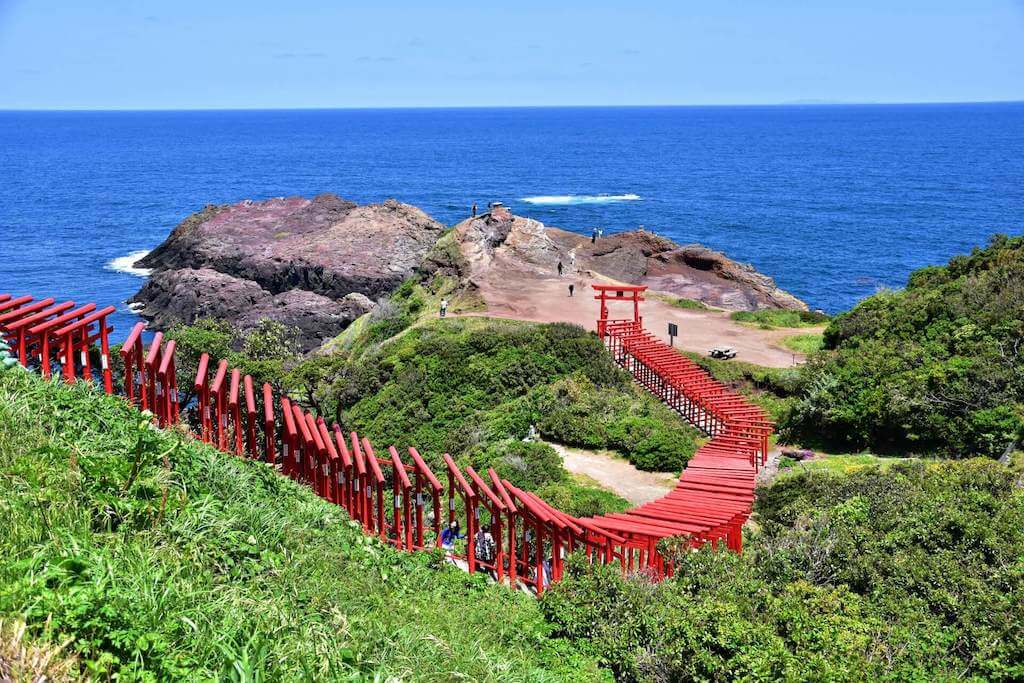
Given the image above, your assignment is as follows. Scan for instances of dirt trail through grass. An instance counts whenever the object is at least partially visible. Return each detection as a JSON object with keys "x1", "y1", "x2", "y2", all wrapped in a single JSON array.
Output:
[{"x1": 546, "y1": 441, "x2": 677, "y2": 505}]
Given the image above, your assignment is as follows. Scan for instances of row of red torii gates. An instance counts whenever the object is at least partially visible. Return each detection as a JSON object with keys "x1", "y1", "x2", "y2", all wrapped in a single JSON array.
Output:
[{"x1": 1, "y1": 285, "x2": 770, "y2": 592}]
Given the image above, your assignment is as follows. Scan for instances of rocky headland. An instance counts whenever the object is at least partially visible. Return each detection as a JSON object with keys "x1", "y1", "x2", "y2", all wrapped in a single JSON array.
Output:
[
  {"x1": 426, "y1": 208, "x2": 807, "y2": 311},
  {"x1": 132, "y1": 195, "x2": 805, "y2": 351},
  {"x1": 130, "y1": 194, "x2": 445, "y2": 350}
]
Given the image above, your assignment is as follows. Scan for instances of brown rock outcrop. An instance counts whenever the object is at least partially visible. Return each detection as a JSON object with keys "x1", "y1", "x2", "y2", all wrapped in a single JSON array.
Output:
[
  {"x1": 132, "y1": 268, "x2": 376, "y2": 352},
  {"x1": 437, "y1": 212, "x2": 806, "y2": 312},
  {"x1": 130, "y1": 194, "x2": 445, "y2": 348}
]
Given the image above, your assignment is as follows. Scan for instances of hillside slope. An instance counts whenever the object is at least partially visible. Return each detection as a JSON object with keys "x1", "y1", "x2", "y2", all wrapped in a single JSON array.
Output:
[
  {"x1": 0, "y1": 370, "x2": 605, "y2": 681},
  {"x1": 783, "y1": 234, "x2": 1024, "y2": 457}
]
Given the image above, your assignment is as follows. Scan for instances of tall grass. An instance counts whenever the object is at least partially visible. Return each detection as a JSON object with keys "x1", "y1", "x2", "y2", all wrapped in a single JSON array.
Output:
[{"x1": 0, "y1": 371, "x2": 606, "y2": 681}]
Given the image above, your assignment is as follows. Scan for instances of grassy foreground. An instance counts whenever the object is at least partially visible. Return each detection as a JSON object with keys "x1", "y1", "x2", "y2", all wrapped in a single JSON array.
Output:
[{"x1": 0, "y1": 369, "x2": 606, "y2": 681}]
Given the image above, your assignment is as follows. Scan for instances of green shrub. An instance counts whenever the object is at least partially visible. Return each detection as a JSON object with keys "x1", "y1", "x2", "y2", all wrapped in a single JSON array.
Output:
[
  {"x1": 534, "y1": 482, "x2": 630, "y2": 519},
  {"x1": 783, "y1": 235, "x2": 1024, "y2": 457},
  {"x1": 314, "y1": 319, "x2": 699, "y2": 474},
  {"x1": 543, "y1": 459, "x2": 1024, "y2": 681},
  {"x1": 469, "y1": 440, "x2": 567, "y2": 490},
  {"x1": 533, "y1": 376, "x2": 702, "y2": 472}
]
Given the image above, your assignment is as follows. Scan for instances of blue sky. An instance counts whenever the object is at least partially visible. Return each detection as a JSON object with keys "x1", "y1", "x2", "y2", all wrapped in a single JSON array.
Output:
[{"x1": 1, "y1": 0, "x2": 1023, "y2": 109}]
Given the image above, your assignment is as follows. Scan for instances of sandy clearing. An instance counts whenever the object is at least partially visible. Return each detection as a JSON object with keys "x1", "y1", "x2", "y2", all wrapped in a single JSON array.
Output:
[
  {"x1": 547, "y1": 442, "x2": 677, "y2": 506},
  {"x1": 461, "y1": 269, "x2": 812, "y2": 368}
]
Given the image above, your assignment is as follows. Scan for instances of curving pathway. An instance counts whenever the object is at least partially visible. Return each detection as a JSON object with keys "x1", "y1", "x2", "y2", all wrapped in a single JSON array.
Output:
[{"x1": 1, "y1": 287, "x2": 769, "y2": 590}]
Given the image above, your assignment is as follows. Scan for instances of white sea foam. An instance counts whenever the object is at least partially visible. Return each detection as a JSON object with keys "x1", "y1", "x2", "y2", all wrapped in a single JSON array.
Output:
[
  {"x1": 520, "y1": 193, "x2": 641, "y2": 205},
  {"x1": 105, "y1": 249, "x2": 153, "y2": 277}
]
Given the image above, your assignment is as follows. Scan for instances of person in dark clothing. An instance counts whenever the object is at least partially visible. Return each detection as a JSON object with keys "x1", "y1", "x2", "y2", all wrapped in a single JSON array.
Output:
[
  {"x1": 471, "y1": 203, "x2": 477, "y2": 217},
  {"x1": 568, "y1": 283, "x2": 575, "y2": 297},
  {"x1": 557, "y1": 261, "x2": 563, "y2": 276},
  {"x1": 591, "y1": 228, "x2": 597, "y2": 243}
]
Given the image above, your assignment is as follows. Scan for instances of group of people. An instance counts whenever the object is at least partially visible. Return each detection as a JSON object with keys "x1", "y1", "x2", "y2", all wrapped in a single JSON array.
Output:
[
  {"x1": 436, "y1": 217, "x2": 612, "y2": 315},
  {"x1": 439, "y1": 520, "x2": 551, "y2": 587},
  {"x1": 557, "y1": 248, "x2": 581, "y2": 297}
]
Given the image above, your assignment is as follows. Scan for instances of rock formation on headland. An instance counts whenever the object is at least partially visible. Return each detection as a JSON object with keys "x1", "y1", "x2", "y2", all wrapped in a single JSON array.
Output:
[
  {"x1": 426, "y1": 208, "x2": 807, "y2": 312},
  {"x1": 132, "y1": 195, "x2": 805, "y2": 351},
  {"x1": 130, "y1": 194, "x2": 445, "y2": 350}
]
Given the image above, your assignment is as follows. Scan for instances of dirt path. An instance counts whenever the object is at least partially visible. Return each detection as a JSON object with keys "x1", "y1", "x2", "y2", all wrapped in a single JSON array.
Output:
[
  {"x1": 755, "y1": 448, "x2": 784, "y2": 486},
  {"x1": 463, "y1": 270, "x2": 811, "y2": 368},
  {"x1": 546, "y1": 442, "x2": 677, "y2": 505}
]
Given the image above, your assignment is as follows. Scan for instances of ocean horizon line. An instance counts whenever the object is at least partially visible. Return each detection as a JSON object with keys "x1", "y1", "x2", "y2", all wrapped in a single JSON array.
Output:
[{"x1": 1, "y1": 99, "x2": 1023, "y2": 114}]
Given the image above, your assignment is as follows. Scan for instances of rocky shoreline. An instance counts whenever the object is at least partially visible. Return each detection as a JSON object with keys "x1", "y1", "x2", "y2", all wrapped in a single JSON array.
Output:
[{"x1": 130, "y1": 194, "x2": 807, "y2": 350}]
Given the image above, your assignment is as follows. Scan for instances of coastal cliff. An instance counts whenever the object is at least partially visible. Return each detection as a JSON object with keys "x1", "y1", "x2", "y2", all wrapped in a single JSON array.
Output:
[
  {"x1": 426, "y1": 211, "x2": 807, "y2": 312},
  {"x1": 132, "y1": 196, "x2": 805, "y2": 350},
  {"x1": 130, "y1": 194, "x2": 445, "y2": 349}
]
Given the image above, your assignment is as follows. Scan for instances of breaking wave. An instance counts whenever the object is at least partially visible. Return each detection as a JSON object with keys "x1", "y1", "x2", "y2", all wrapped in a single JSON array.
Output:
[
  {"x1": 520, "y1": 193, "x2": 641, "y2": 205},
  {"x1": 105, "y1": 250, "x2": 152, "y2": 277}
]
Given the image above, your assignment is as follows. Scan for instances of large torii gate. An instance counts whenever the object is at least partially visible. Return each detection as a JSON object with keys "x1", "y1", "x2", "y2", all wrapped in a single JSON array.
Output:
[{"x1": 592, "y1": 283, "x2": 647, "y2": 338}]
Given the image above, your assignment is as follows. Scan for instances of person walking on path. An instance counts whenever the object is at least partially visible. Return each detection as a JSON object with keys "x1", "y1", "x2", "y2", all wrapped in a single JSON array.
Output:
[
  {"x1": 557, "y1": 261, "x2": 563, "y2": 277},
  {"x1": 441, "y1": 521, "x2": 464, "y2": 552},
  {"x1": 439, "y1": 298, "x2": 448, "y2": 318},
  {"x1": 568, "y1": 283, "x2": 575, "y2": 297}
]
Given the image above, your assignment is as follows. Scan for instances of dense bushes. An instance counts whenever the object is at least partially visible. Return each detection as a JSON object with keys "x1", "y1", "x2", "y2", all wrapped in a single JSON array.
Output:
[
  {"x1": 542, "y1": 459, "x2": 1024, "y2": 681},
  {"x1": 783, "y1": 234, "x2": 1024, "y2": 457},
  {"x1": 0, "y1": 370, "x2": 605, "y2": 681},
  {"x1": 316, "y1": 319, "x2": 702, "y2": 474},
  {"x1": 531, "y1": 377, "x2": 701, "y2": 471}
]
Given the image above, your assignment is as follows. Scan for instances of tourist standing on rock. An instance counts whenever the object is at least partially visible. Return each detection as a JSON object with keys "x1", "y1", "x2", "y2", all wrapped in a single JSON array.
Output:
[
  {"x1": 440, "y1": 298, "x2": 449, "y2": 318},
  {"x1": 568, "y1": 283, "x2": 575, "y2": 297},
  {"x1": 591, "y1": 228, "x2": 598, "y2": 243},
  {"x1": 557, "y1": 261, "x2": 564, "y2": 276},
  {"x1": 471, "y1": 203, "x2": 477, "y2": 217}
]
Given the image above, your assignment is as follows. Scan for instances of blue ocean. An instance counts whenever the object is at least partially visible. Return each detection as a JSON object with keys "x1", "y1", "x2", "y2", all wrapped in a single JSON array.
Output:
[{"x1": 2, "y1": 104, "x2": 1022, "y2": 334}]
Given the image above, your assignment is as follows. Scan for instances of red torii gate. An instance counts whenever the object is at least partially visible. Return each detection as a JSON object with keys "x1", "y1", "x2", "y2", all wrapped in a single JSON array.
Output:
[{"x1": 593, "y1": 283, "x2": 647, "y2": 339}]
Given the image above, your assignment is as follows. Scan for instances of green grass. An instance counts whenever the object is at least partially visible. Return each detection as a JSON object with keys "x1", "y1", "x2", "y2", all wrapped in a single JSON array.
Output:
[
  {"x1": 680, "y1": 351, "x2": 801, "y2": 423},
  {"x1": 774, "y1": 452, "x2": 925, "y2": 479},
  {"x1": 0, "y1": 369, "x2": 606, "y2": 681},
  {"x1": 729, "y1": 309, "x2": 829, "y2": 329},
  {"x1": 668, "y1": 297, "x2": 710, "y2": 311},
  {"x1": 780, "y1": 332, "x2": 824, "y2": 354}
]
